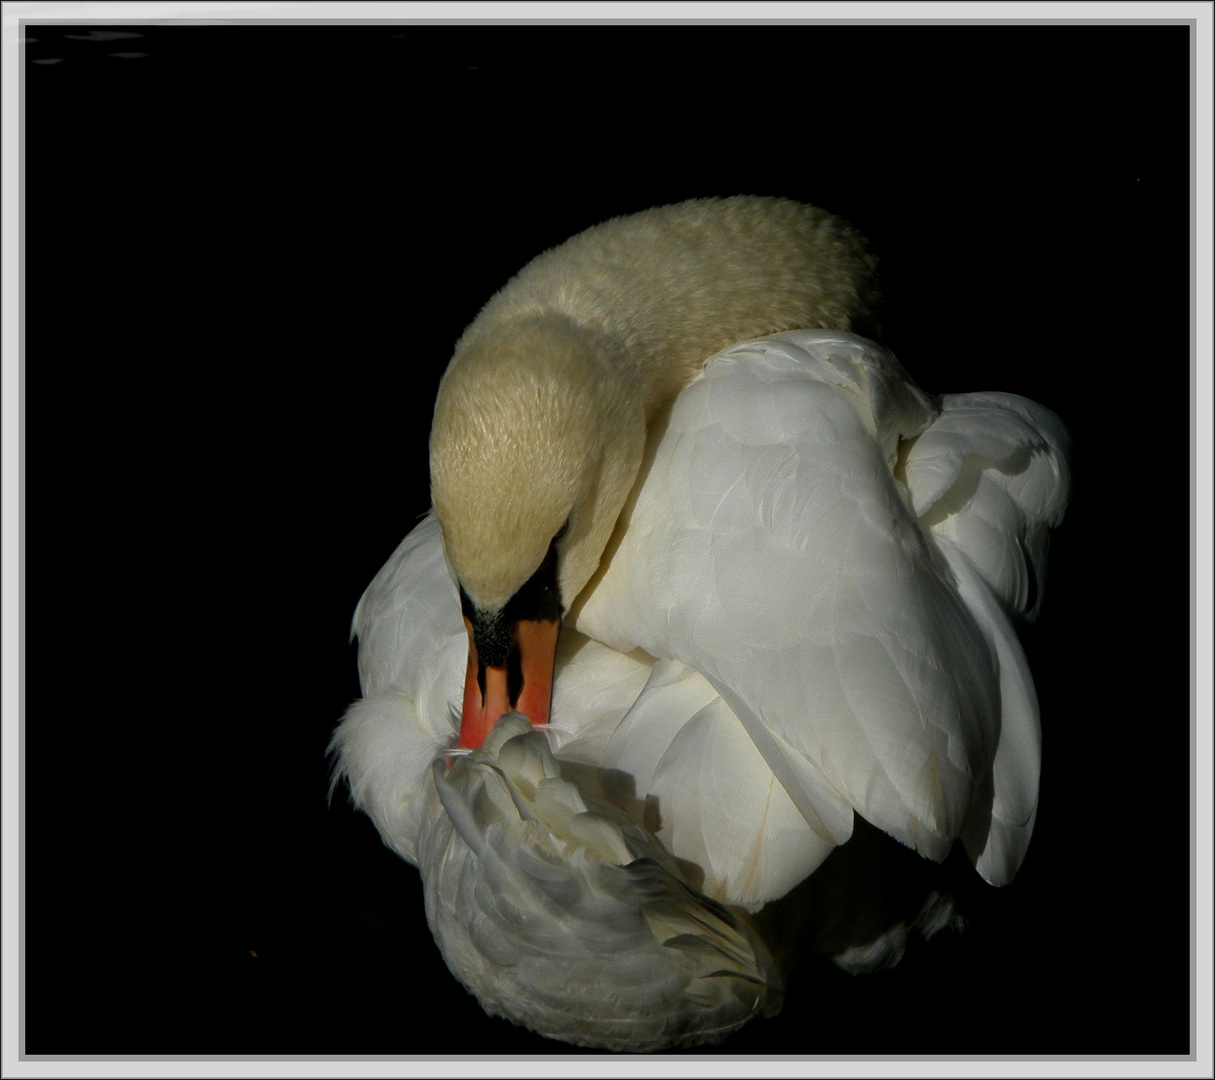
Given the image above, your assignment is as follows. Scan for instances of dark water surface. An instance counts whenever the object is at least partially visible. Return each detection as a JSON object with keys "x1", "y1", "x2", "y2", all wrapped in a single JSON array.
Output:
[{"x1": 21, "y1": 21, "x2": 1193, "y2": 1058}]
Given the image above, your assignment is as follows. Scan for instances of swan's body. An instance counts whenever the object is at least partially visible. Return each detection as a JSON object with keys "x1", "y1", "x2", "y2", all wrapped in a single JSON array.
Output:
[
  {"x1": 333, "y1": 201, "x2": 1070, "y2": 1050},
  {"x1": 429, "y1": 198, "x2": 880, "y2": 745}
]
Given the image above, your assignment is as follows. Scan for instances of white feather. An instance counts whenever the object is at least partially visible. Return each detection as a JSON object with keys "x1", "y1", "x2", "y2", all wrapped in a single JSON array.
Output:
[
  {"x1": 577, "y1": 333, "x2": 1003, "y2": 868},
  {"x1": 904, "y1": 391, "x2": 1071, "y2": 620},
  {"x1": 418, "y1": 713, "x2": 781, "y2": 1052},
  {"x1": 332, "y1": 329, "x2": 1070, "y2": 1048}
]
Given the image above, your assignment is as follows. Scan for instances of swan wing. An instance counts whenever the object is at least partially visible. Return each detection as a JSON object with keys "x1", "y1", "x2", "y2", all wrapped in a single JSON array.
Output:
[
  {"x1": 575, "y1": 331, "x2": 1004, "y2": 866},
  {"x1": 937, "y1": 538, "x2": 1042, "y2": 885},
  {"x1": 421, "y1": 714, "x2": 781, "y2": 1052},
  {"x1": 600, "y1": 658, "x2": 836, "y2": 911},
  {"x1": 903, "y1": 390, "x2": 1070, "y2": 882},
  {"x1": 905, "y1": 391, "x2": 1071, "y2": 621}
]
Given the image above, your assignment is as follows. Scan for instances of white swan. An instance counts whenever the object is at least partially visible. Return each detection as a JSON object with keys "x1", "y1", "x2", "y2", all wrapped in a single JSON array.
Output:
[
  {"x1": 428, "y1": 197, "x2": 880, "y2": 747},
  {"x1": 331, "y1": 199, "x2": 1071, "y2": 1051}
]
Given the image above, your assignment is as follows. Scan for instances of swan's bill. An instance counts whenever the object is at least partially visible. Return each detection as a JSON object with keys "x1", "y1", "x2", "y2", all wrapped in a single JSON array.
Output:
[{"x1": 459, "y1": 614, "x2": 561, "y2": 748}]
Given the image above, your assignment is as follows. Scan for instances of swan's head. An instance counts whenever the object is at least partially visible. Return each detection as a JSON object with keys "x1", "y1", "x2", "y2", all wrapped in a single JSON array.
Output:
[{"x1": 430, "y1": 315, "x2": 646, "y2": 748}]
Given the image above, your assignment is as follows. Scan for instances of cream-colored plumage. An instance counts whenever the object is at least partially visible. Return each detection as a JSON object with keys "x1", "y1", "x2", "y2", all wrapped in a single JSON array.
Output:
[
  {"x1": 333, "y1": 201, "x2": 1071, "y2": 1050},
  {"x1": 429, "y1": 196, "x2": 879, "y2": 613}
]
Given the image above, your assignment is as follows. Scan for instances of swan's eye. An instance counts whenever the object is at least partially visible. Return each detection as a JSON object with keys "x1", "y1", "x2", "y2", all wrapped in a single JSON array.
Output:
[
  {"x1": 504, "y1": 537, "x2": 564, "y2": 623},
  {"x1": 458, "y1": 584, "x2": 476, "y2": 621}
]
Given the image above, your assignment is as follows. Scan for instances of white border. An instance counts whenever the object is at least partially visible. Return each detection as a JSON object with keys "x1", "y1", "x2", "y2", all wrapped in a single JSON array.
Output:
[{"x1": 1, "y1": 1, "x2": 1213, "y2": 21}]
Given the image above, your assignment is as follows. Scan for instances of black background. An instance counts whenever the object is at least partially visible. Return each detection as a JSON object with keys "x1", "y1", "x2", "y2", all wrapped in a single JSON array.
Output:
[{"x1": 22, "y1": 21, "x2": 1194, "y2": 1058}]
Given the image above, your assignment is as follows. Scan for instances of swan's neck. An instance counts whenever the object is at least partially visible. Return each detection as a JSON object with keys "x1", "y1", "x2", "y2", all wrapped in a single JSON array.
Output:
[
  {"x1": 431, "y1": 314, "x2": 649, "y2": 613},
  {"x1": 454, "y1": 311, "x2": 676, "y2": 420}
]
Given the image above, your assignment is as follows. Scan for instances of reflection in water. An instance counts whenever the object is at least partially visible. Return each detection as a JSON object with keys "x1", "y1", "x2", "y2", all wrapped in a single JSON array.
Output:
[
  {"x1": 26, "y1": 28, "x2": 146, "y2": 66},
  {"x1": 63, "y1": 31, "x2": 144, "y2": 41}
]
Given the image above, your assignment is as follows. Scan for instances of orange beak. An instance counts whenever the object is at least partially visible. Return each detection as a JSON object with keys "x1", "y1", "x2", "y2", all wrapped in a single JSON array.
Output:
[{"x1": 458, "y1": 616, "x2": 561, "y2": 749}]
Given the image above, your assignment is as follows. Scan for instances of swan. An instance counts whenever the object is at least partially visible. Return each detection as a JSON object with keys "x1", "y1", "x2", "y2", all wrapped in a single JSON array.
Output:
[{"x1": 331, "y1": 198, "x2": 1071, "y2": 1051}]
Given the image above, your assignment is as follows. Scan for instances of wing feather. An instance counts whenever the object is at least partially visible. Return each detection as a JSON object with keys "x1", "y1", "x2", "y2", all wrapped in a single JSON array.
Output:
[
  {"x1": 905, "y1": 391, "x2": 1071, "y2": 621},
  {"x1": 576, "y1": 332, "x2": 1003, "y2": 866}
]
